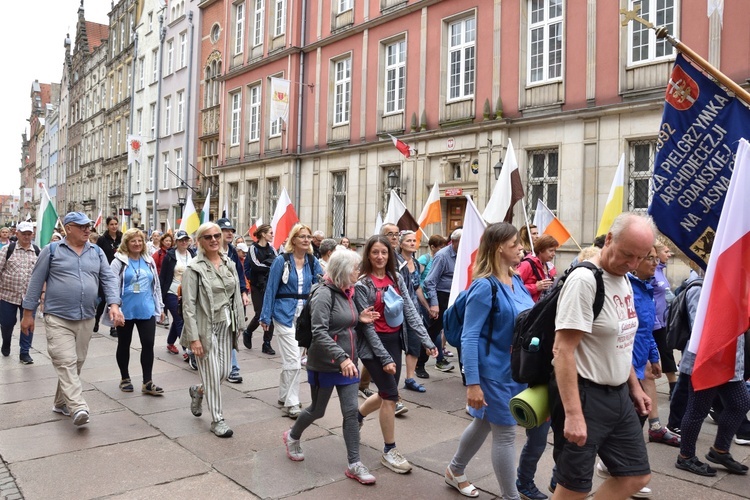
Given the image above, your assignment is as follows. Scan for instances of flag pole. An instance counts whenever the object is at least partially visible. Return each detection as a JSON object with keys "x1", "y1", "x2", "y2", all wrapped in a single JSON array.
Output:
[
  {"x1": 522, "y1": 203, "x2": 535, "y2": 256},
  {"x1": 568, "y1": 233, "x2": 583, "y2": 251},
  {"x1": 620, "y1": 10, "x2": 750, "y2": 106}
]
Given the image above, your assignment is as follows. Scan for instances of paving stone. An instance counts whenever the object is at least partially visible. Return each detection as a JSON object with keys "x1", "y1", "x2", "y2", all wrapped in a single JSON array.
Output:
[
  {"x1": 11, "y1": 436, "x2": 209, "y2": 500},
  {"x1": 107, "y1": 471, "x2": 258, "y2": 499}
]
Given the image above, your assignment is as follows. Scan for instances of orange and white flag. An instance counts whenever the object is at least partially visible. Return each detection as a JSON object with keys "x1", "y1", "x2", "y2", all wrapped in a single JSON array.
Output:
[
  {"x1": 449, "y1": 196, "x2": 487, "y2": 305},
  {"x1": 417, "y1": 182, "x2": 441, "y2": 245},
  {"x1": 271, "y1": 187, "x2": 299, "y2": 249},
  {"x1": 689, "y1": 138, "x2": 750, "y2": 390},
  {"x1": 532, "y1": 199, "x2": 571, "y2": 246}
]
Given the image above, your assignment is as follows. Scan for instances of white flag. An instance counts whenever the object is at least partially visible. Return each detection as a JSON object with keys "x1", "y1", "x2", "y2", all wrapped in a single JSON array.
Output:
[
  {"x1": 270, "y1": 77, "x2": 291, "y2": 124},
  {"x1": 128, "y1": 135, "x2": 143, "y2": 165}
]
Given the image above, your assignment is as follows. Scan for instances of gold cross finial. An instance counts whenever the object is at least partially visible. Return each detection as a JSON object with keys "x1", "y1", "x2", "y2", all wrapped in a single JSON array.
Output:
[{"x1": 620, "y1": 6, "x2": 653, "y2": 29}]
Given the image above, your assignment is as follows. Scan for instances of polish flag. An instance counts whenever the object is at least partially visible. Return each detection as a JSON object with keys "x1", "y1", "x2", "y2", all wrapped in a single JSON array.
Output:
[
  {"x1": 689, "y1": 138, "x2": 750, "y2": 391},
  {"x1": 248, "y1": 217, "x2": 263, "y2": 241},
  {"x1": 532, "y1": 198, "x2": 571, "y2": 246},
  {"x1": 388, "y1": 134, "x2": 416, "y2": 159},
  {"x1": 416, "y1": 182, "x2": 442, "y2": 245},
  {"x1": 483, "y1": 138, "x2": 524, "y2": 223},
  {"x1": 449, "y1": 196, "x2": 487, "y2": 305},
  {"x1": 271, "y1": 187, "x2": 299, "y2": 249},
  {"x1": 93, "y1": 209, "x2": 103, "y2": 230}
]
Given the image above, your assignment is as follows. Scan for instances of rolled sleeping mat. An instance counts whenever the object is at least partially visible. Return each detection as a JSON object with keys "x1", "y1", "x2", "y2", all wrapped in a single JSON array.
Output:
[{"x1": 509, "y1": 385, "x2": 549, "y2": 429}]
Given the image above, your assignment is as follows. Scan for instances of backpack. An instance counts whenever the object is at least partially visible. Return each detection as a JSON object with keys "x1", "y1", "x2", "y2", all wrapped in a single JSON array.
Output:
[
  {"x1": 521, "y1": 256, "x2": 544, "y2": 281},
  {"x1": 276, "y1": 253, "x2": 317, "y2": 300},
  {"x1": 511, "y1": 261, "x2": 605, "y2": 386},
  {"x1": 295, "y1": 283, "x2": 333, "y2": 348},
  {"x1": 442, "y1": 277, "x2": 498, "y2": 355},
  {"x1": 5, "y1": 241, "x2": 41, "y2": 260},
  {"x1": 665, "y1": 279, "x2": 703, "y2": 351}
]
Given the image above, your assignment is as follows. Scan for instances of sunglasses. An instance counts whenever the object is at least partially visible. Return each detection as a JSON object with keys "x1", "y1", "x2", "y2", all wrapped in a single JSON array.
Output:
[{"x1": 202, "y1": 233, "x2": 222, "y2": 241}]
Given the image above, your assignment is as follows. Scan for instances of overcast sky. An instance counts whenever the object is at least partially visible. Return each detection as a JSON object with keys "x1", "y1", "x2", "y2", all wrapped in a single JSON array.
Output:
[{"x1": 1, "y1": 0, "x2": 111, "y2": 196}]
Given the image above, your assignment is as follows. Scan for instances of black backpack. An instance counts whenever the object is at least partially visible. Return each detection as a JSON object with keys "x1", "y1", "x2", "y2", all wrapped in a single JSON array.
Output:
[
  {"x1": 511, "y1": 261, "x2": 605, "y2": 386},
  {"x1": 4, "y1": 241, "x2": 41, "y2": 260},
  {"x1": 295, "y1": 283, "x2": 333, "y2": 348},
  {"x1": 665, "y1": 279, "x2": 703, "y2": 351}
]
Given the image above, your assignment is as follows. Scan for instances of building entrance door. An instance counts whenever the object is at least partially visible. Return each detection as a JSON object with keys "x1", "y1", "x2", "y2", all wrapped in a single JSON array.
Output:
[{"x1": 446, "y1": 198, "x2": 466, "y2": 233}]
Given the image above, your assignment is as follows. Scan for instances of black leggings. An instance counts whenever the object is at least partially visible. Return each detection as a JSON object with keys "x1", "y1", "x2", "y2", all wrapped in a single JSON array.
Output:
[
  {"x1": 680, "y1": 379, "x2": 750, "y2": 458},
  {"x1": 361, "y1": 332, "x2": 402, "y2": 402},
  {"x1": 418, "y1": 291, "x2": 450, "y2": 368},
  {"x1": 116, "y1": 317, "x2": 157, "y2": 383},
  {"x1": 652, "y1": 327, "x2": 677, "y2": 373},
  {"x1": 247, "y1": 286, "x2": 274, "y2": 342}
]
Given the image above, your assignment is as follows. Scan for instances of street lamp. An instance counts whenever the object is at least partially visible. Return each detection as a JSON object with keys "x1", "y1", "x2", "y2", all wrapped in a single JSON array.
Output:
[
  {"x1": 176, "y1": 182, "x2": 188, "y2": 217},
  {"x1": 387, "y1": 169, "x2": 404, "y2": 197},
  {"x1": 493, "y1": 160, "x2": 503, "y2": 180}
]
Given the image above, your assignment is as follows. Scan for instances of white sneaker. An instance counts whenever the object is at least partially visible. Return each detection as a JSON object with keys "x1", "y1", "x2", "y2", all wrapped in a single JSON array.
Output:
[
  {"x1": 283, "y1": 429, "x2": 304, "y2": 461},
  {"x1": 632, "y1": 486, "x2": 653, "y2": 498},
  {"x1": 346, "y1": 462, "x2": 376, "y2": 484},
  {"x1": 52, "y1": 404, "x2": 70, "y2": 417},
  {"x1": 73, "y1": 409, "x2": 90, "y2": 426},
  {"x1": 284, "y1": 405, "x2": 302, "y2": 419},
  {"x1": 381, "y1": 448, "x2": 412, "y2": 474},
  {"x1": 595, "y1": 461, "x2": 610, "y2": 479}
]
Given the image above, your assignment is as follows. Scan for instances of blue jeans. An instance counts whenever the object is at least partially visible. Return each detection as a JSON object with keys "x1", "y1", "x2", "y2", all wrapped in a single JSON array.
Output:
[
  {"x1": 517, "y1": 419, "x2": 551, "y2": 484},
  {"x1": 0, "y1": 300, "x2": 34, "y2": 354},
  {"x1": 231, "y1": 348, "x2": 239, "y2": 374},
  {"x1": 668, "y1": 371, "x2": 690, "y2": 430},
  {"x1": 164, "y1": 294, "x2": 184, "y2": 345}
]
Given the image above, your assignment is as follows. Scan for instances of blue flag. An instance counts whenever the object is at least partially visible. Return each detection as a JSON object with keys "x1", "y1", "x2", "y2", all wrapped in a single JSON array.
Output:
[{"x1": 649, "y1": 54, "x2": 750, "y2": 269}]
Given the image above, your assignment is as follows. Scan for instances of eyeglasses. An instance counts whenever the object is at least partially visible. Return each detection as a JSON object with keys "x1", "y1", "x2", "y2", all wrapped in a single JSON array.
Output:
[
  {"x1": 296, "y1": 235, "x2": 313, "y2": 240},
  {"x1": 644, "y1": 256, "x2": 659, "y2": 263},
  {"x1": 70, "y1": 224, "x2": 92, "y2": 231},
  {"x1": 202, "y1": 233, "x2": 222, "y2": 241},
  {"x1": 385, "y1": 232, "x2": 399, "y2": 238}
]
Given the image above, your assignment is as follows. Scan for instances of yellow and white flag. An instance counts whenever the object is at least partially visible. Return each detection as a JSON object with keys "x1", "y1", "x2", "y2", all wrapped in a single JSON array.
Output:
[{"x1": 596, "y1": 153, "x2": 625, "y2": 237}]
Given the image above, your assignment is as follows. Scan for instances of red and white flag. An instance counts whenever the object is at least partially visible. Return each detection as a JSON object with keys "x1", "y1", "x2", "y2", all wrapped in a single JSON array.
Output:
[
  {"x1": 688, "y1": 138, "x2": 750, "y2": 391},
  {"x1": 271, "y1": 187, "x2": 299, "y2": 249},
  {"x1": 449, "y1": 196, "x2": 487, "y2": 305},
  {"x1": 93, "y1": 209, "x2": 103, "y2": 230},
  {"x1": 483, "y1": 138, "x2": 524, "y2": 223},
  {"x1": 385, "y1": 190, "x2": 420, "y2": 233},
  {"x1": 248, "y1": 217, "x2": 263, "y2": 241},
  {"x1": 533, "y1": 199, "x2": 571, "y2": 246},
  {"x1": 127, "y1": 135, "x2": 143, "y2": 165},
  {"x1": 416, "y1": 182, "x2": 442, "y2": 245},
  {"x1": 388, "y1": 134, "x2": 416, "y2": 159}
]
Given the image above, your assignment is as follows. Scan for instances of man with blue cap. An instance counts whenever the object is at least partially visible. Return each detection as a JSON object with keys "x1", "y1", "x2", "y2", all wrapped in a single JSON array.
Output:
[{"x1": 21, "y1": 212, "x2": 124, "y2": 427}]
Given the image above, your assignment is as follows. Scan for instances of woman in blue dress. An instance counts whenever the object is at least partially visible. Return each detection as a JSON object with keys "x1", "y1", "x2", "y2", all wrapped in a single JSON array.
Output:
[{"x1": 445, "y1": 222, "x2": 534, "y2": 499}]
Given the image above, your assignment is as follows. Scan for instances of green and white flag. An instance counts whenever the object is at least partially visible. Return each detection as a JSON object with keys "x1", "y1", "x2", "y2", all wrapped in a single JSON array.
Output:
[{"x1": 36, "y1": 187, "x2": 58, "y2": 247}]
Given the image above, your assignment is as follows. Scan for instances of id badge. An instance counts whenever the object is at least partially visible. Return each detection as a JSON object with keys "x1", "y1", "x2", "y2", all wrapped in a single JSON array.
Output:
[
  {"x1": 133, "y1": 282, "x2": 141, "y2": 293},
  {"x1": 224, "y1": 306, "x2": 231, "y2": 324}
]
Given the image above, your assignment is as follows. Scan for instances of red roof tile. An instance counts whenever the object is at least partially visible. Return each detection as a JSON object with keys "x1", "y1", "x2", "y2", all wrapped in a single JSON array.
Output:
[{"x1": 85, "y1": 21, "x2": 109, "y2": 53}]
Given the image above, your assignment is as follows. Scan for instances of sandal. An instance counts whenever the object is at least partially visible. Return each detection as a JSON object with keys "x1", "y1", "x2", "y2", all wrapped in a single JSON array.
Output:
[
  {"x1": 445, "y1": 467, "x2": 479, "y2": 498},
  {"x1": 676, "y1": 455, "x2": 717, "y2": 477},
  {"x1": 404, "y1": 378, "x2": 426, "y2": 393},
  {"x1": 119, "y1": 378, "x2": 134, "y2": 392},
  {"x1": 142, "y1": 381, "x2": 164, "y2": 396},
  {"x1": 706, "y1": 448, "x2": 749, "y2": 474}
]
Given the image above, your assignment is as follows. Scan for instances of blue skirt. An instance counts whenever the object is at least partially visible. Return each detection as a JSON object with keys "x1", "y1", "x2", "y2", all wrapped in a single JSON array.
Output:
[
  {"x1": 307, "y1": 369, "x2": 359, "y2": 388},
  {"x1": 468, "y1": 375, "x2": 524, "y2": 426}
]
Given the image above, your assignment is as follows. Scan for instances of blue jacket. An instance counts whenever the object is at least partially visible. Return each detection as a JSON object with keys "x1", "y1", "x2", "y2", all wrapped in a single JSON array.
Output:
[
  {"x1": 628, "y1": 274, "x2": 659, "y2": 380},
  {"x1": 462, "y1": 274, "x2": 533, "y2": 424},
  {"x1": 260, "y1": 253, "x2": 323, "y2": 328}
]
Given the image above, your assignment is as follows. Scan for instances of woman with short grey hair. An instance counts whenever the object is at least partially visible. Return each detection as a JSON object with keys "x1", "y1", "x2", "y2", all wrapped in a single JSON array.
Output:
[
  {"x1": 318, "y1": 238, "x2": 338, "y2": 271},
  {"x1": 283, "y1": 249, "x2": 381, "y2": 485}
]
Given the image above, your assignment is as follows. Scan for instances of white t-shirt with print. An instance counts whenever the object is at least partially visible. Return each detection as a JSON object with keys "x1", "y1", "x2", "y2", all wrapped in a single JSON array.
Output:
[{"x1": 554, "y1": 267, "x2": 638, "y2": 386}]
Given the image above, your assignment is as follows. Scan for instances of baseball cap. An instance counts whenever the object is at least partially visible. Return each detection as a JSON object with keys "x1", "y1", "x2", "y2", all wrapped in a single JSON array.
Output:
[
  {"x1": 17, "y1": 221, "x2": 34, "y2": 233},
  {"x1": 217, "y1": 218, "x2": 235, "y2": 231},
  {"x1": 175, "y1": 230, "x2": 190, "y2": 240},
  {"x1": 63, "y1": 212, "x2": 93, "y2": 226},
  {"x1": 236, "y1": 243, "x2": 249, "y2": 253}
]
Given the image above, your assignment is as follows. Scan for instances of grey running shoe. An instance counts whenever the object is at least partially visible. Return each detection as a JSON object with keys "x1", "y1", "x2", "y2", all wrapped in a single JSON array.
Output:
[
  {"x1": 52, "y1": 404, "x2": 70, "y2": 417},
  {"x1": 189, "y1": 385, "x2": 203, "y2": 417},
  {"x1": 346, "y1": 462, "x2": 376, "y2": 484},
  {"x1": 211, "y1": 419, "x2": 233, "y2": 438},
  {"x1": 394, "y1": 402, "x2": 408, "y2": 416},
  {"x1": 73, "y1": 409, "x2": 90, "y2": 426},
  {"x1": 283, "y1": 429, "x2": 304, "y2": 461},
  {"x1": 381, "y1": 448, "x2": 412, "y2": 474}
]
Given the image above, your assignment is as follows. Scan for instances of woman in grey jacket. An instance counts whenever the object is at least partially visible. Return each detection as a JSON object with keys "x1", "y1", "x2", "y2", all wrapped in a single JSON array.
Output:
[
  {"x1": 355, "y1": 235, "x2": 437, "y2": 476},
  {"x1": 181, "y1": 222, "x2": 246, "y2": 438},
  {"x1": 283, "y1": 249, "x2": 381, "y2": 484}
]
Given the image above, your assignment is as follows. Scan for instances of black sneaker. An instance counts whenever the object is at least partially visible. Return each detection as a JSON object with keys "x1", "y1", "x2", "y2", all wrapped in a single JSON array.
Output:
[
  {"x1": 262, "y1": 341, "x2": 276, "y2": 355},
  {"x1": 243, "y1": 330, "x2": 253, "y2": 349},
  {"x1": 110, "y1": 327, "x2": 118, "y2": 337},
  {"x1": 667, "y1": 425, "x2": 681, "y2": 436},
  {"x1": 20, "y1": 353, "x2": 34, "y2": 365},
  {"x1": 516, "y1": 479, "x2": 548, "y2": 500},
  {"x1": 93, "y1": 321, "x2": 99, "y2": 333},
  {"x1": 415, "y1": 367, "x2": 429, "y2": 379},
  {"x1": 1, "y1": 344, "x2": 10, "y2": 357},
  {"x1": 227, "y1": 371, "x2": 243, "y2": 383},
  {"x1": 735, "y1": 434, "x2": 750, "y2": 445},
  {"x1": 188, "y1": 353, "x2": 198, "y2": 371}
]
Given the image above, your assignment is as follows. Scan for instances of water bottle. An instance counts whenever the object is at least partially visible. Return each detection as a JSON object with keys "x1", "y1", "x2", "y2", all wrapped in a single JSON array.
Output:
[{"x1": 528, "y1": 337, "x2": 540, "y2": 352}]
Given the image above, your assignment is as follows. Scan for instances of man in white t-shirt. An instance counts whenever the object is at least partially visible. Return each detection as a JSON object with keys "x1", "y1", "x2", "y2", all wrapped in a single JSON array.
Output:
[{"x1": 550, "y1": 213, "x2": 655, "y2": 500}]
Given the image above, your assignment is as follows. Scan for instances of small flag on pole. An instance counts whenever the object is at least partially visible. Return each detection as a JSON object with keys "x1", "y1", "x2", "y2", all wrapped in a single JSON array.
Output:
[
  {"x1": 270, "y1": 187, "x2": 299, "y2": 249},
  {"x1": 483, "y1": 139, "x2": 524, "y2": 224},
  {"x1": 533, "y1": 199, "x2": 571, "y2": 245},
  {"x1": 416, "y1": 182, "x2": 442, "y2": 245},
  {"x1": 596, "y1": 153, "x2": 624, "y2": 237},
  {"x1": 388, "y1": 134, "x2": 416, "y2": 159},
  {"x1": 449, "y1": 196, "x2": 487, "y2": 305},
  {"x1": 385, "y1": 190, "x2": 420, "y2": 233}
]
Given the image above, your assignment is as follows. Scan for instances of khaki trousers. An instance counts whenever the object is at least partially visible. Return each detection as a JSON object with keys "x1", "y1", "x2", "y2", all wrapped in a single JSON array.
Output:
[{"x1": 44, "y1": 314, "x2": 95, "y2": 415}]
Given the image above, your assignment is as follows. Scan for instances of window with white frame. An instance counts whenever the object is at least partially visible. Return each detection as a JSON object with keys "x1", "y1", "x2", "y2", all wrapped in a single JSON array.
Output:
[
  {"x1": 148, "y1": 156, "x2": 156, "y2": 191},
  {"x1": 135, "y1": 161, "x2": 141, "y2": 192},
  {"x1": 628, "y1": 140, "x2": 656, "y2": 211},
  {"x1": 528, "y1": 0, "x2": 563, "y2": 84},
  {"x1": 447, "y1": 16, "x2": 476, "y2": 101},
  {"x1": 108, "y1": 125, "x2": 113, "y2": 157},
  {"x1": 249, "y1": 84, "x2": 261, "y2": 141},
  {"x1": 229, "y1": 183, "x2": 239, "y2": 228},
  {"x1": 339, "y1": 0, "x2": 353, "y2": 12},
  {"x1": 116, "y1": 120, "x2": 121, "y2": 153},
  {"x1": 179, "y1": 32, "x2": 187, "y2": 68},
  {"x1": 148, "y1": 12, "x2": 153, "y2": 32},
  {"x1": 230, "y1": 91, "x2": 242, "y2": 146},
  {"x1": 274, "y1": 0, "x2": 286, "y2": 37},
  {"x1": 235, "y1": 2, "x2": 245, "y2": 55},
  {"x1": 332, "y1": 172, "x2": 347, "y2": 237},
  {"x1": 253, "y1": 0, "x2": 264, "y2": 46},
  {"x1": 629, "y1": 0, "x2": 675, "y2": 65},
  {"x1": 112, "y1": 24, "x2": 118, "y2": 58},
  {"x1": 202, "y1": 139, "x2": 218, "y2": 176},
  {"x1": 270, "y1": 117, "x2": 282, "y2": 137},
  {"x1": 175, "y1": 149, "x2": 183, "y2": 187},
  {"x1": 138, "y1": 56, "x2": 145, "y2": 89},
  {"x1": 162, "y1": 152, "x2": 170, "y2": 188},
  {"x1": 149, "y1": 103, "x2": 156, "y2": 139},
  {"x1": 137, "y1": 108, "x2": 143, "y2": 135},
  {"x1": 176, "y1": 91, "x2": 184, "y2": 132},
  {"x1": 166, "y1": 39, "x2": 174, "y2": 74},
  {"x1": 118, "y1": 70, "x2": 123, "y2": 101},
  {"x1": 267, "y1": 177, "x2": 280, "y2": 221},
  {"x1": 164, "y1": 96, "x2": 172, "y2": 135},
  {"x1": 333, "y1": 57, "x2": 351, "y2": 125},
  {"x1": 127, "y1": 64, "x2": 132, "y2": 95},
  {"x1": 526, "y1": 148, "x2": 559, "y2": 220},
  {"x1": 152, "y1": 49, "x2": 158, "y2": 83},
  {"x1": 384, "y1": 40, "x2": 406, "y2": 114},
  {"x1": 120, "y1": 20, "x2": 125, "y2": 51},
  {"x1": 247, "y1": 179, "x2": 259, "y2": 221}
]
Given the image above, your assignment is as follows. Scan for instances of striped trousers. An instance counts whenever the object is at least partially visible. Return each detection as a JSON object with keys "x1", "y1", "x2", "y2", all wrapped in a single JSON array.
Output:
[{"x1": 196, "y1": 320, "x2": 233, "y2": 423}]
